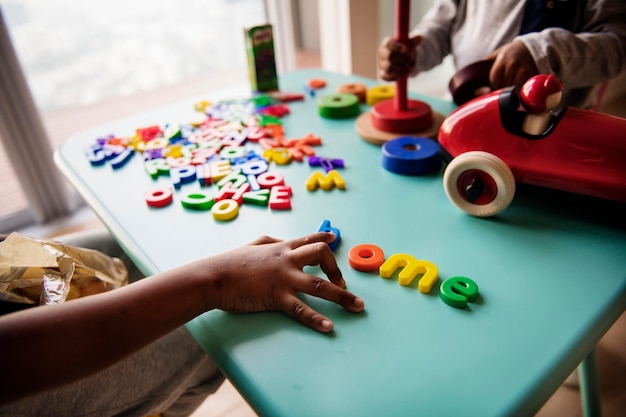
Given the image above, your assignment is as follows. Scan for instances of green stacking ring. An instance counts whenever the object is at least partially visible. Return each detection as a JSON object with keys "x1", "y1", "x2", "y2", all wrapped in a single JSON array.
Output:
[{"x1": 317, "y1": 93, "x2": 360, "y2": 118}]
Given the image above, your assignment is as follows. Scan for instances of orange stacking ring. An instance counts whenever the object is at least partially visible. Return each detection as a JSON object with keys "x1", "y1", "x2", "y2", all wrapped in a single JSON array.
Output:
[{"x1": 338, "y1": 82, "x2": 367, "y2": 103}]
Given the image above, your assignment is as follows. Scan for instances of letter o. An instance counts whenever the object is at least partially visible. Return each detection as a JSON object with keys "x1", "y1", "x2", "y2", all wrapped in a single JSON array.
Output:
[
  {"x1": 211, "y1": 199, "x2": 239, "y2": 221},
  {"x1": 348, "y1": 244, "x2": 385, "y2": 272},
  {"x1": 145, "y1": 187, "x2": 173, "y2": 208}
]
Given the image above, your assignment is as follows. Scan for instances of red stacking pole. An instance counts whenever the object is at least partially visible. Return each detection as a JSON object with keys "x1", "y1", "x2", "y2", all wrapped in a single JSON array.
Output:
[{"x1": 394, "y1": 0, "x2": 410, "y2": 112}]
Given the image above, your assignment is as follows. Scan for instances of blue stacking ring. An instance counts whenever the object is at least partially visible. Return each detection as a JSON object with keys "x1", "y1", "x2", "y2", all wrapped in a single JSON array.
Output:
[{"x1": 381, "y1": 136, "x2": 441, "y2": 175}]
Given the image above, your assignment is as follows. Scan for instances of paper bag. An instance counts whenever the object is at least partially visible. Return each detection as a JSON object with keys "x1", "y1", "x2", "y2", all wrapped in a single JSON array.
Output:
[{"x1": 0, "y1": 232, "x2": 128, "y2": 305}]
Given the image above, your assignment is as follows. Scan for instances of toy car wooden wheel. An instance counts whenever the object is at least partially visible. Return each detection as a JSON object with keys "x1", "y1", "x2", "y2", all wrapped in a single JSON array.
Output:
[{"x1": 443, "y1": 151, "x2": 516, "y2": 217}]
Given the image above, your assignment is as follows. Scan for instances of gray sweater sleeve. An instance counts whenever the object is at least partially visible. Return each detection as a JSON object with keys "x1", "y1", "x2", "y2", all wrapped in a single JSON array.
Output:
[
  {"x1": 409, "y1": 0, "x2": 459, "y2": 74},
  {"x1": 517, "y1": 0, "x2": 626, "y2": 88}
]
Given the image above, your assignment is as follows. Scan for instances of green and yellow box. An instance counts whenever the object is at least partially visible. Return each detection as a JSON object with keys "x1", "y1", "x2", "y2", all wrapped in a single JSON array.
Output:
[{"x1": 244, "y1": 24, "x2": 279, "y2": 93}]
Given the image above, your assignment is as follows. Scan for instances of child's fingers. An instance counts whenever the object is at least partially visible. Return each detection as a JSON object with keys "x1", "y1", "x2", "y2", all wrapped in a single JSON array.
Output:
[
  {"x1": 278, "y1": 293, "x2": 335, "y2": 333},
  {"x1": 290, "y1": 269, "x2": 364, "y2": 313},
  {"x1": 286, "y1": 232, "x2": 336, "y2": 251},
  {"x1": 248, "y1": 235, "x2": 283, "y2": 246},
  {"x1": 288, "y1": 240, "x2": 344, "y2": 287}
]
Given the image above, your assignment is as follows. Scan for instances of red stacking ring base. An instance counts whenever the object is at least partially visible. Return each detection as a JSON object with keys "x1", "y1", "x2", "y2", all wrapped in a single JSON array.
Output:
[{"x1": 371, "y1": 99, "x2": 433, "y2": 134}]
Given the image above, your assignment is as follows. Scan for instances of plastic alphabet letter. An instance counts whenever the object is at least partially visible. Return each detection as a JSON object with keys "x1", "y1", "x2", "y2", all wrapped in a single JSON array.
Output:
[
  {"x1": 285, "y1": 133, "x2": 322, "y2": 161},
  {"x1": 269, "y1": 185, "x2": 292, "y2": 210},
  {"x1": 143, "y1": 138, "x2": 169, "y2": 151},
  {"x1": 109, "y1": 148, "x2": 134, "y2": 169},
  {"x1": 170, "y1": 166, "x2": 197, "y2": 189},
  {"x1": 305, "y1": 170, "x2": 346, "y2": 191},
  {"x1": 246, "y1": 125, "x2": 267, "y2": 142},
  {"x1": 181, "y1": 192, "x2": 214, "y2": 210},
  {"x1": 104, "y1": 145, "x2": 126, "y2": 160},
  {"x1": 209, "y1": 160, "x2": 231, "y2": 182},
  {"x1": 317, "y1": 219, "x2": 341, "y2": 251},
  {"x1": 348, "y1": 244, "x2": 385, "y2": 272},
  {"x1": 309, "y1": 156, "x2": 345, "y2": 173},
  {"x1": 136, "y1": 125, "x2": 162, "y2": 141},
  {"x1": 240, "y1": 159, "x2": 269, "y2": 176},
  {"x1": 440, "y1": 276, "x2": 479, "y2": 309},
  {"x1": 166, "y1": 156, "x2": 192, "y2": 168},
  {"x1": 196, "y1": 163, "x2": 212, "y2": 186},
  {"x1": 221, "y1": 130, "x2": 247, "y2": 147},
  {"x1": 246, "y1": 174, "x2": 261, "y2": 191},
  {"x1": 143, "y1": 149, "x2": 164, "y2": 161},
  {"x1": 259, "y1": 135, "x2": 288, "y2": 150},
  {"x1": 164, "y1": 123, "x2": 182, "y2": 140},
  {"x1": 85, "y1": 144, "x2": 106, "y2": 166},
  {"x1": 212, "y1": 199, "x2": 239, "y2": 221},
  {"x1": 145, "y1": 187, "x2": 173, "y2": 208},
  {"x1": 165, "y1": 145, "x2": 184, "y2": 158},
  {"x1": 220, "y1": 146, "x2": 247, "y2": 160},
  {"x1": 243, "y1": 189, "x2": 270, "y2": 206},
  {"x1": 190, "y1": 148, "x2": 219, "y2": 165},
  {"x1": 214, "y1": 182, "x2": 250, "y2": 205},
  {"x1": 263, "y1": 148, "x2": 292, "y2": 165},
  {"x1": 257, "y1": 172, "x2": 285, "y2": 189},
  {"x1": 144, "y1": 158, "x2": 170, "y2": 179},
  {"x1": 232, "y1": 150, "x2": 264, "y2": 167},
  {"x1": 264, "y1": 124, "x2": 284, "y2": 139},
  {"x1": 216, "y1": 169, "x2": 247, "y2": 189},
  {"x1": 379, "y1": 254, "x2": 439, "y2": 293}
]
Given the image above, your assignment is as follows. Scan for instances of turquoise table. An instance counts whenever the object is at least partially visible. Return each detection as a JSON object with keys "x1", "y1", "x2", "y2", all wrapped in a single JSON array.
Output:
[{"x1": 55, "y1": 69, "x2": 626, "y2": 417}]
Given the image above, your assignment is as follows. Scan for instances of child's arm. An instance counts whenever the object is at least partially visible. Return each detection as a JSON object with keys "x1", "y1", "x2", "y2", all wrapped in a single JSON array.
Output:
[
  {"x1": 485, "y1": 41, "x2": 539, "y2": 89},
  {"x1": 0, "y1": 232, "x2": 364, "y2": 405},
  {"x1": 515, "y1": 0, "x2": 626, "y2": 88},
  {"x1": 378, "y1": 35, "x2": 422, "y2": 81},
  {"x1": 378, "y1": 0, "x2": 458, "y2": 81}
]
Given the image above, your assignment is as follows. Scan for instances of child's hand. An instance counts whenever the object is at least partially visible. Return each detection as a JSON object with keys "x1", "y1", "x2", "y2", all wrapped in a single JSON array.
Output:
[
  {"x1": 201, "y1": 232, "x2": 365, "y2": 333},
  {"x1": 485, "y1": 41, "x2": 539, "y2": 89},
  {"x1": 378, "y1": 35, "x2": 422, "y2": 81}
]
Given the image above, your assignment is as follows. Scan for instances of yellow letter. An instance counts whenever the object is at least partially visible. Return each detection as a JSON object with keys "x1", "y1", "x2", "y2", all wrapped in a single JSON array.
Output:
[
  {"x1": 379, "y1": 254, "x2": 439, "y2": 294},
  {"x1": 305, "y1": 170, "x2": 346, "y2": 191}
]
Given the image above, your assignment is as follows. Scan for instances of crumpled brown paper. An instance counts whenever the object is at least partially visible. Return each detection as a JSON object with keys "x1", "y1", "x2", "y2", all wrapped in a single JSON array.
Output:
[{"x1": 0, "y1": 232, "x2": 128, "y2": 305}]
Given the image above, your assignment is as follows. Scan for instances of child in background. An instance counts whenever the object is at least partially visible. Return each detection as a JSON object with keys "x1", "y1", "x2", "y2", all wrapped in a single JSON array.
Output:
[{"x1": 378, "y1": 0, "x2": 626, "y2": 108}]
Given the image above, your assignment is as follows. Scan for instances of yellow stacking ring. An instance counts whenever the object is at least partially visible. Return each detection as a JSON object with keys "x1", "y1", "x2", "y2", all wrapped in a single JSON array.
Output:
[{"x1": 366, "y1": 84, "x2": 395, "y2": 106}]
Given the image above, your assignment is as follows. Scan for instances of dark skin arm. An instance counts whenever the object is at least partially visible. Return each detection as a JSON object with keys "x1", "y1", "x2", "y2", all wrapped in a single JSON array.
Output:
[
  {"x1": 0, "y1": 232, "x2": 364, "y2": 406},
  {"x1": 485, "y1": 40, "x2": 539, "y2": 89},
  {"x1": 378, "y1": 35, "x2": 539, "y2": 90}
]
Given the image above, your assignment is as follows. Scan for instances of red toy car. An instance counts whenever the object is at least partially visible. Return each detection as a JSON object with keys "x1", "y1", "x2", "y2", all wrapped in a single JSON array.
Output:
[{"x1": 438, "y1": 80, "x2": 626, "y2": 217}]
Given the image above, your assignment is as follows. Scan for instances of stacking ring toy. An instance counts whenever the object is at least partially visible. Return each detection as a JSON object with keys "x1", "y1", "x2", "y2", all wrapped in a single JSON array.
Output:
[
  {"x1": 371, "y1": 98, "x2": 433, "y2": 133},
  {"x1": 318, "y1": 93, "x2": 360, "y2": 118},
  {"x1": 356, "y1": 0, "x2": 444, "y2": 146},
  {"x1": 381, "y1": 136, "x2": 441, "y2": 175},
  {"x1": 338, "y1": 82, "x2": 367, "y2": 103},
  {"x1": 366, "y1": 85, "x2": 395, "y2": 106}
]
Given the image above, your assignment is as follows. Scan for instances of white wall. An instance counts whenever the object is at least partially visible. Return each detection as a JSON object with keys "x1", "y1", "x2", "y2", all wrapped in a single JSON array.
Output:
[
  {"x1": 294, "y1": 0, "x2": 320, "y2": 51},
  {"x1": 377, "y1": 0, "x2": 434, "y2": 40}
]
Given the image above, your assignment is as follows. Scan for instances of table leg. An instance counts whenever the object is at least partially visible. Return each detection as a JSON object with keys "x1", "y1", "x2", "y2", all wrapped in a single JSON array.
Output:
[{"x1": 579, "y1": 348, "x2": 602, "y2": 417}]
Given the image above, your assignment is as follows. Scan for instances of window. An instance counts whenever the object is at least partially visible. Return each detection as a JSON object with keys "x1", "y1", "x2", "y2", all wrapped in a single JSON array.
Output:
[{"x1": 1, "y1": 0, "x2": 284, "y2": 232}]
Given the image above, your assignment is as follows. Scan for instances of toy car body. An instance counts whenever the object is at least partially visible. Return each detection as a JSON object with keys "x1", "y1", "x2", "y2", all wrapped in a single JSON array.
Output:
[{"x1": 438, "y1": 85, "x2": 626, "y2": 216}]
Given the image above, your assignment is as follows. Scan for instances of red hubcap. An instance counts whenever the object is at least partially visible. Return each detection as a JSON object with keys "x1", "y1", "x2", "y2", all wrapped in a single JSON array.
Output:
[{"x1": 457, "y1": 169, "x2": 497, "y2": 205}]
